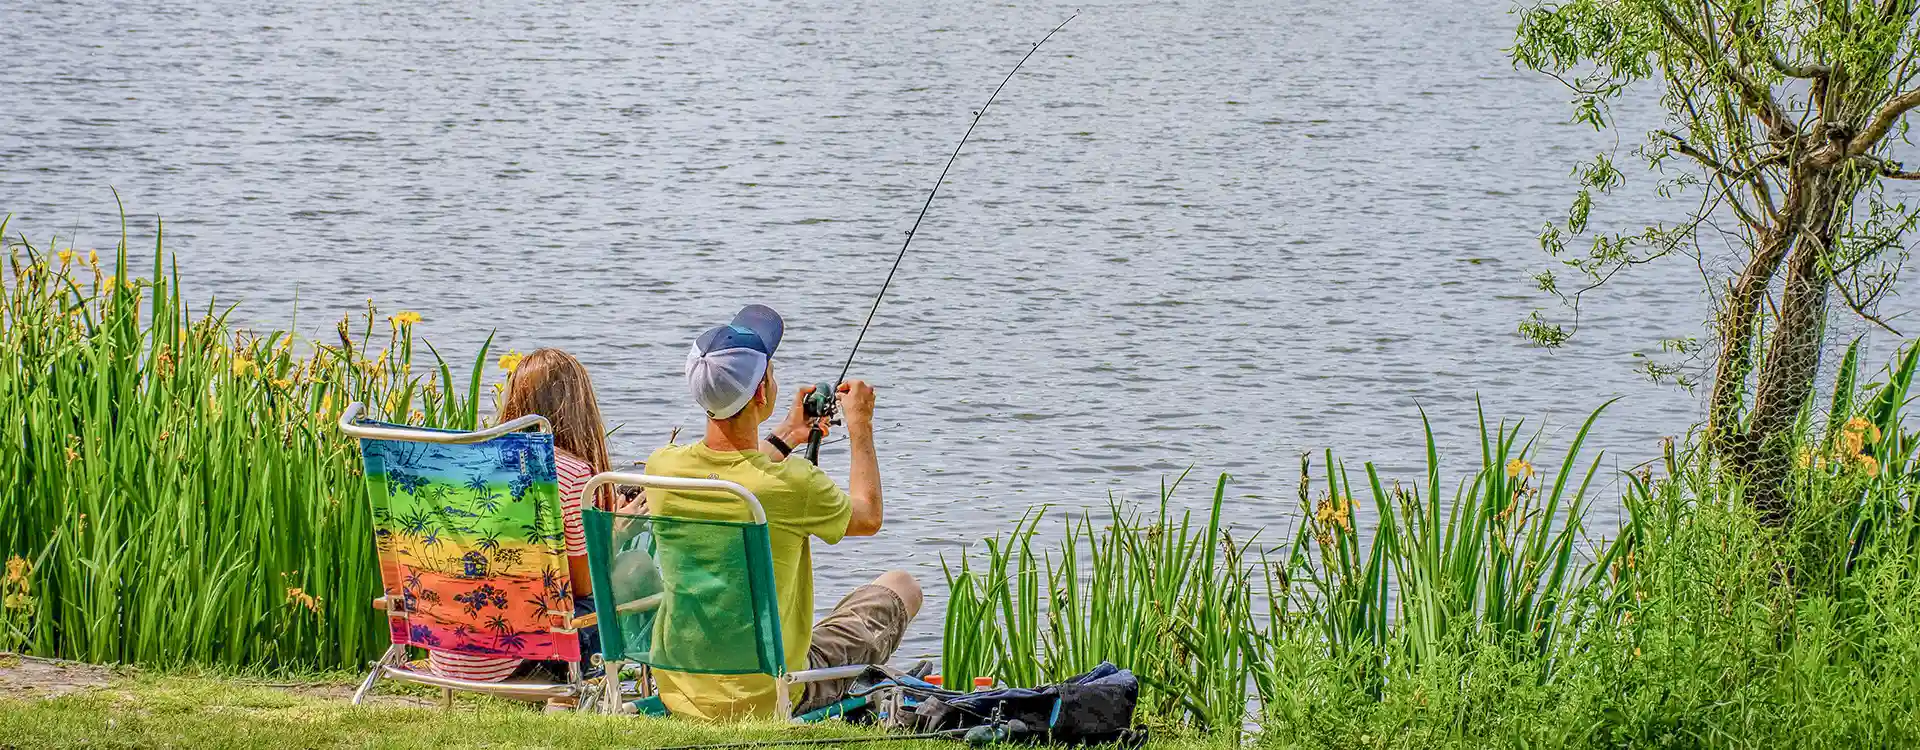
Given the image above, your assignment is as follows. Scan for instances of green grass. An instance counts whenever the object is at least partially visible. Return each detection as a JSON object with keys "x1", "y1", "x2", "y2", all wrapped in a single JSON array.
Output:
[
  {"x1": 0, "y1": 661, "x2": 921, "y2": 749},
  {"x1": 0, "y1": 658, "x2": 1235, "y2": 749}
]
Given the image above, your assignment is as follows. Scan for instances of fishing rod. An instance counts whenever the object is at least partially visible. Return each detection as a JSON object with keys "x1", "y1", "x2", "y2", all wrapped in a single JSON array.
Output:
[{"x1": 803, "y1": 13, "x2": 1077, "y2": 463}]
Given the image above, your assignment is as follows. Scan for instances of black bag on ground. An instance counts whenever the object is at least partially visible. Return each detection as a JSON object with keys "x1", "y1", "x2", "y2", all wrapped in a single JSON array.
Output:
[{"x1": 844, "y1": 662, "x2": 1142, "y2": 745}]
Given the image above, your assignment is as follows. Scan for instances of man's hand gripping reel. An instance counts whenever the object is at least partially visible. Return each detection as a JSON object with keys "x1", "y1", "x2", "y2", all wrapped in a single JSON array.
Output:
[{"x1": 802, "y1": 382, "x2": 839, "y2": 463}]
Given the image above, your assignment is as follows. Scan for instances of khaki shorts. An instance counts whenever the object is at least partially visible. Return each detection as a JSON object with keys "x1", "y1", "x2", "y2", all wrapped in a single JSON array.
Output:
[{"x1": 795, "y1": 583, "x2": 911, "y2": 714}]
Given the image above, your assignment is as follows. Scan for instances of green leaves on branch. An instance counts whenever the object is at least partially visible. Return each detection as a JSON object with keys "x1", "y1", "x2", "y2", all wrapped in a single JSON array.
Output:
[{"x1": 1509, "y1": 0, "x2": 1920, "y2": 404}]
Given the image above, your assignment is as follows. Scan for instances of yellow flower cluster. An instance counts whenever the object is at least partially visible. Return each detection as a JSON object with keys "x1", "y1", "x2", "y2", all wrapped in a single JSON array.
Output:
[
  {"x1": 1314, "y1": 496, "x2": 1352, "y2": 534},
  {"x1": 1804, "y1": 417, "x2": 1885, "y2": 475},
  {"x1": 389, "y1": 310, "x2": 422, "y2": 327},
  {"x1": 1506, "y1": 458, "x2": 1535, "y2": 480},
  {"x1": 284, "y1": 587, "x2": 322, "y2": 614},
  {"x1": 4, "y1": 556, "x2": 33, "y2": 611},
  {"x1": 1840, "y1": 417, "x2": 1882, "y2": 475},
  {"x1": 498, "y1": 350, "x2": 524, "y2": 374}
]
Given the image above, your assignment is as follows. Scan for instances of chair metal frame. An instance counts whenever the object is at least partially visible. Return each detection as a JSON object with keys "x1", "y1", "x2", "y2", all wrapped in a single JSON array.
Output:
[
  {"x1": 580, "y1": 471, "x2": 869, "y2": 719},
  {"x1": 338, "y1": 403, "x2": 598, "y2": 709}
]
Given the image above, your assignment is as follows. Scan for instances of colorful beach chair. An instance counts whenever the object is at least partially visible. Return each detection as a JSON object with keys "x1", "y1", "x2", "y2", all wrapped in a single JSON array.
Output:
[
  {"x1": 338, "y1": 403, "x2": 599, "y2": 707},
  {"x1": 578, "y1": 472, "x2": 868, "y2": 718}
]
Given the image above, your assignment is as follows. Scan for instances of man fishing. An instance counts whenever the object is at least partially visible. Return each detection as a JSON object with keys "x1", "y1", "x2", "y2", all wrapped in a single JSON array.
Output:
[{"x1": 642, "y1": 303, "x2": 923, "y2": 720}]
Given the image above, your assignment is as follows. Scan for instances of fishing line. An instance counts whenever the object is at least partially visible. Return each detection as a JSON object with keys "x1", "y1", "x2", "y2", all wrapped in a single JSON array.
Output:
[
  {"x1": 831, "y1": 12, "x2": 1077, "y2": 387},
  {"x1": 804, "y1": 13, "x2": 1077, "y2": 462}
]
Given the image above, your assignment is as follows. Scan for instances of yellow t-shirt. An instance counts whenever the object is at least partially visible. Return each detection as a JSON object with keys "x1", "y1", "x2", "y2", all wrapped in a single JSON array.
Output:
[{"x1": 642, "y1": 441, "x2": 852, "y2": 720}]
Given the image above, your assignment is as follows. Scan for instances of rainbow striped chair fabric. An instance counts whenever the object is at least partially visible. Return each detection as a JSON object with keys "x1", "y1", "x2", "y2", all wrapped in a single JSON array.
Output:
[{"x1": 338, "y1": 404, "x2": 598, "y2": 707}]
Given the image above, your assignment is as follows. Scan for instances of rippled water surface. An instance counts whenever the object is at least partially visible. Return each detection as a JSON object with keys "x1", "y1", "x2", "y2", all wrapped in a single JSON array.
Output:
[{"x1": 9, "y1": 0, "x2": 1904, "y2": 651}]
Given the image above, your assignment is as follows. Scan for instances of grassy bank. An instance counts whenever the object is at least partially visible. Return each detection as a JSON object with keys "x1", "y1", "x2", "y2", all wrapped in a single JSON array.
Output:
[
  {"x1": 7, "y1": 221, "x2": 1920, "y2": 747},
  {"x1": 0, "y1": 655, "x2": 972, "y2": 749}
]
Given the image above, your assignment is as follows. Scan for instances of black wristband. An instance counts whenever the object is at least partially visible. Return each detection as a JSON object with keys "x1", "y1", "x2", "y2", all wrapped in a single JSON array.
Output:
[{"x1": 765, "y1": 432, "x2": 793, "y2": 458}]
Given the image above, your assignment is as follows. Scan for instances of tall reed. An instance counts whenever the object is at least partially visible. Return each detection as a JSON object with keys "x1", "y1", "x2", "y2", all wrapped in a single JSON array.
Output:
[
  {"x1": 1275, "y1": 402, "x2": 1619, "y2": 695},
  {"x1": 941, "y1": 342, "x2": 1920, "y2": 745},
  {"x1": 943, "y1": 405, "x2": 1621, "y2": 733},
  {"x1": 0, "y1": 218, "x2": 490, "y2": 671},
  {"x1": 943, "y1": 472, "x2": 1266, "y2": 732}
]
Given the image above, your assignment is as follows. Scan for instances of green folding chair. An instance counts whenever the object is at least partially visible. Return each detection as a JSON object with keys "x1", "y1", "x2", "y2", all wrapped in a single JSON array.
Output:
[{"x1": 578, "y1": 472, "x2": 869, "y2": 718}]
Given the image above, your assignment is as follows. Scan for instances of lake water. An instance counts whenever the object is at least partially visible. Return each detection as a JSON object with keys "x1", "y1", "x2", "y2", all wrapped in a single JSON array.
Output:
[{"x1": 4, "y1": 0, "x2": 1904, "y2": 653}]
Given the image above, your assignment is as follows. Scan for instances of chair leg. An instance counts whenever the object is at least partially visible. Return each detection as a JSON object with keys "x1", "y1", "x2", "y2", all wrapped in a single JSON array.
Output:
[
  {"x1": 350, "y1": 644, "x2": 405, "y2": 705},
  {"x1": 350, "y1": 664, "x2": 385, "y2": 705},
  {"x1": 440, "y1": 687, "x2": 454, "y2": 709},
  {"x1": 601, "y1": 660, "x2": 624, "y2": 715},
  {"x1": 775, "y1": 675, "x2": 794, "y2": 721},
  {"x1": 563, "y1": 661, "x2": 585, "y2": 712}
]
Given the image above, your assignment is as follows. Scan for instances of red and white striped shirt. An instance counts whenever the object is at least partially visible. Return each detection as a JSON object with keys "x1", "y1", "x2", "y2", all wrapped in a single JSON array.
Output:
[{"x1": 428, "y1": 450, "x2": 593, "y2": 682}]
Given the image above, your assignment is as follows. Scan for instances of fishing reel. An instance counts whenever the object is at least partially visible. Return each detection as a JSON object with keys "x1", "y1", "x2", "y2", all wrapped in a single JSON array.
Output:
[{"x1": 802, "y1": 381, "x2": 840, "y2": 463}]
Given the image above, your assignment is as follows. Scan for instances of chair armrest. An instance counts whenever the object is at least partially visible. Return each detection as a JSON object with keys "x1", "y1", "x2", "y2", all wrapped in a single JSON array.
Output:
[
  {"x1": 372, "y1": 596, "x2": 389, "y2": 611},
  {"x1": 568, "y1": 593, "x2": 662, "y2": 632},
  {"x1": 783, "y1": 664, "x2": 869, "y2": 684},
  {"x1": 615, "y1": 594, "x2": 663, "y2": 615}
]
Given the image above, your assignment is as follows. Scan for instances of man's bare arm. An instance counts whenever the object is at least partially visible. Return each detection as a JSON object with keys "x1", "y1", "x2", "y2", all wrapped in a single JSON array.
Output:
[{"x1": 839, "y1": 380, "x2": 883, "y2": 537}]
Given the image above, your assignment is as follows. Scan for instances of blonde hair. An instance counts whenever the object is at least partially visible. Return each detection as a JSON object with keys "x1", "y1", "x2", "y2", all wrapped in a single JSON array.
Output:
[{"x1": 501, "y1": 348, "x2": 612, "y2": 510}]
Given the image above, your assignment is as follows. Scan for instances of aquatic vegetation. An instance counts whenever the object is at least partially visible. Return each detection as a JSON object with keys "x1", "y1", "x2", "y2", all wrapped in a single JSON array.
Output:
[
  {"x1": 943, "y1": 472, "x2": 1263, "y2": 732},
  {"x1": 945, "y1": 349, "x2": 1920, "y2": 745},
  {"x1": 0, "y1": 219, "x2": 492, "y2": 670},
  {"x1": 942, "y1": 405, "x2": 1611, "y2": 734}
]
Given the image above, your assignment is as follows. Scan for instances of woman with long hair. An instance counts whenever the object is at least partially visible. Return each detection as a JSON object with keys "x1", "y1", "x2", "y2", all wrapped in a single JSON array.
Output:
[{"x1": 430, "y1": 347, "x2": 611, "y2": 684}]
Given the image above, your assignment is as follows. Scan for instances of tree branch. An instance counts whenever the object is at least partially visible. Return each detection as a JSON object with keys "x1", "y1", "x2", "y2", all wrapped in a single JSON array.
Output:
[
  {"x1": 1848, "y1": 88, "x2": 1920, "y2": 157},
  {"x1": 1655, "y1": 130, "x2": 1789, "y2": 223},
  {"x1": 1767, "y1": 52, "x2": 1832, "y2": 80},
  {"x1": 1803, "y1": 226, "x2": 1904, "y2": 336},
  {"x1": 1860, "y1": 155, "x2": 1920, "y2": 179},
  {"x1": 1649, "y1": 2, "x2": 1796, "y2": 141},
  {"x1": 1658, "y1": 129, "x2": 1740, "y2": 174}
]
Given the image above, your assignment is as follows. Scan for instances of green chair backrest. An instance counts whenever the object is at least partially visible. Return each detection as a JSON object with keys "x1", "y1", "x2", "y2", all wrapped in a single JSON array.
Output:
[{"x1": 582, "y1": 475, "x2": 785, "y2": 678}]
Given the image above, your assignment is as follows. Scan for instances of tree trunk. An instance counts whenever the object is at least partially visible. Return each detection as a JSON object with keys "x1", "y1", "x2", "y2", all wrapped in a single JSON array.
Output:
[
  {"x1": 1706, "y1": 226, "x2": 1795, "y2": 457},
  {"x1": 1706, "y1": 174, "x2": 1809, "y2": 463},
  {"x1": 1737, "y1": 175, "x2": 1844, "y2": 527}
]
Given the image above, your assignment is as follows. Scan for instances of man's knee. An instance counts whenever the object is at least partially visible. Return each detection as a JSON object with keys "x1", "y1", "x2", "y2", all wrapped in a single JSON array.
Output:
[{"x1": 873, "y1": 570, "x2": 922, "y2": 620}]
